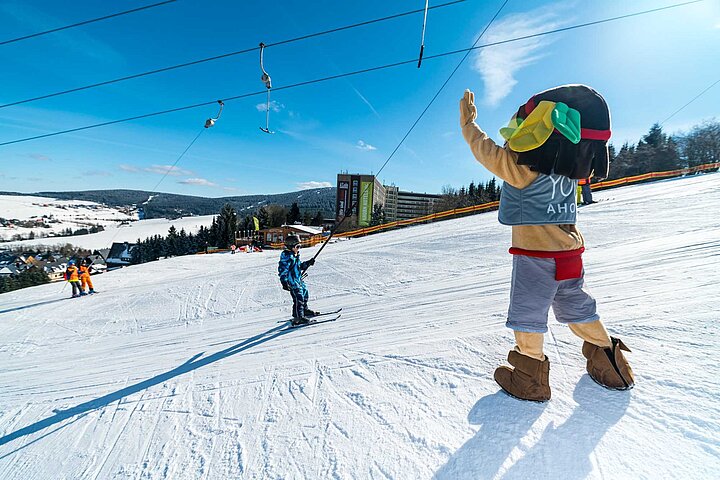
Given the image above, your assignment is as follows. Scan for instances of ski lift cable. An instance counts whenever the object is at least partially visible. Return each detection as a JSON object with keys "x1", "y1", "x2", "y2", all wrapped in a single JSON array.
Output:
[
  {"x1": 107, "y1": 101, "x2": 223, "y2": 245},
  {"x1": 0, "y1": 0, "x2": 704, "y2": 148},
  {"x1": 660, "y1": 78, "x2": 720, "y2": 126},
  {"x1": 310, "y1": 0, "x2": 511, "y2": 262},
  {"x1": 0, "y1": 0, "x2": 177, "y2": 47},
  {"x1": 149, "y1": 129, "x2": 205, "y2": 193},
  {"x1": 0, "y1": 0, "x2": 467, "y2": 110}
]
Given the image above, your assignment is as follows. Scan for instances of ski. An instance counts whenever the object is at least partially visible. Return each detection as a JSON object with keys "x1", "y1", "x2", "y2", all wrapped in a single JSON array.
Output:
[
  {"x1": 276, "y1": 308, "x2": 342, "y2": 324},
  {"x1": 312, "y1": 308, "x2": 342, "y2": 317},
  {"x1": 288, "y1": 314, "x2": 341, "y2": 329}
]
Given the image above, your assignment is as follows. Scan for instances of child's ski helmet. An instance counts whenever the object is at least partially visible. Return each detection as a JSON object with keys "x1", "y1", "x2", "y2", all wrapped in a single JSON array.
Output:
[
  {"x1": 284, "y1": 234, "x2": 301, "y2": 248},
  {"x1": 68, "y1": 259, "x2": 75, "y2": 265}
]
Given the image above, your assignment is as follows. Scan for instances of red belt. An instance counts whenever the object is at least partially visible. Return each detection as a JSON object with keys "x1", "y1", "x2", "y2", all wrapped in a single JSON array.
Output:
[{"x1": 509, "y1": 247, "x2": 585, "y2": 281}]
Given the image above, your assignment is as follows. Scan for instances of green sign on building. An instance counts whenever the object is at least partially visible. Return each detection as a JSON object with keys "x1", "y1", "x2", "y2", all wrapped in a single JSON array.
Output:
[{"x1": 358, "y1": 181, "x2": 373, "y2": 227}]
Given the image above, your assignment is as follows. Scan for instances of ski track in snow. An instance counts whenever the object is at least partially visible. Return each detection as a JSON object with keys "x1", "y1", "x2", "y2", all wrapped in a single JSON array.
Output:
[{"x1": 1, "y1": 173, "x2": 720, "y2": 478}]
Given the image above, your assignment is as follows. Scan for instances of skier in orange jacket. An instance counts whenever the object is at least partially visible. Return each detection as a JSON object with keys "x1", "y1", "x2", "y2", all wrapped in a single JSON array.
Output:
[{"x1": 78, "y1": 258, "x2": 95, "y2": 295}]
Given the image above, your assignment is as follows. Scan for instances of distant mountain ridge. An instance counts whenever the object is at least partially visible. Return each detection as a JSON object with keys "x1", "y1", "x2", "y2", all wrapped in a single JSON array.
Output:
[{"x1": 0, "y1": 188, "x2": 336, "y2": 219}]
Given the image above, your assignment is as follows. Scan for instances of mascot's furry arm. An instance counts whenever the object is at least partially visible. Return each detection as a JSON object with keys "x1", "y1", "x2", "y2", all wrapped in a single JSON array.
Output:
[{"x1": 460, "y1": 90, "x2": 538, "y2": 189}]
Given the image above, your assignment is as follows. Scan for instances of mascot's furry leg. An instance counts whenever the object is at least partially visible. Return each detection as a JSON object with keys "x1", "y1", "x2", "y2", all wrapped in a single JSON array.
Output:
[
  {"x1": 570, "y1": 321, "x2": 635, "y2": 390},
  {"x1": 494, "y1": 331, "x2": 551, "y2": 402}
]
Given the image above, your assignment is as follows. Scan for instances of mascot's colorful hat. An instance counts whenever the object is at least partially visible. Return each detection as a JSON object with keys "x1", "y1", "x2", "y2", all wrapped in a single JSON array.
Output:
[{"x1": 500, "y1": 84, "x2": 611, "y2": 180}]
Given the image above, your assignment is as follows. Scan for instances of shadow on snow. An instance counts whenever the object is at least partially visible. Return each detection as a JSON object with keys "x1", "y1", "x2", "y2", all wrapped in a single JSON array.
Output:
[
  {"x1": 0, "y1": 322, "x2": 295, "y2": 455},
  {"x1": 434, "y1": 376, "x2": 630, "y2": 480}
]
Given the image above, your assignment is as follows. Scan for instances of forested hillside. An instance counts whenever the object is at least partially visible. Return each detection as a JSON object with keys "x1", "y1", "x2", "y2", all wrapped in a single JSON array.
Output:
[{"x1": 0, "y1": 188, "x2": 336, "y2": 219}]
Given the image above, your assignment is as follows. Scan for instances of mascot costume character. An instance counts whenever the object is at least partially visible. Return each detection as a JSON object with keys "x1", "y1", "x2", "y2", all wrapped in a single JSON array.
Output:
[{"x1": 460, "y1": 84, "x2": 634, "y2": 401}]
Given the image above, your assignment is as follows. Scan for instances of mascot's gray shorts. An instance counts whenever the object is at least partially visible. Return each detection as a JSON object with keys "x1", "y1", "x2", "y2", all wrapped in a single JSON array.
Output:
[{"x1": 507, "y1": 255, "x2": 599, "y2": 333}]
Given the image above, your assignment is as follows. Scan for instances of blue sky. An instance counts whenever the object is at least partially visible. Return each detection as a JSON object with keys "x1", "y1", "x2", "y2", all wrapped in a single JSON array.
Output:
[{"x1": 0, "y1": 0, "x2": 718, "y2": 197}]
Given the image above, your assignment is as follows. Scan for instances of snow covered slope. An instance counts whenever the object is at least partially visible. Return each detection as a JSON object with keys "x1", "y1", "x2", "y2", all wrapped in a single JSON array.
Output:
[{"x1": 0, "y1": 174, "x2": 718, "y2": 479}]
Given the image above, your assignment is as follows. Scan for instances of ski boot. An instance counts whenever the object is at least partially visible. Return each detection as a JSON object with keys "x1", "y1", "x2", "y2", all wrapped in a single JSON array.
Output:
[
  {"x1": 305, "y1": 309, "x2": 320, "y2": 318},
  {"x1": 291, "y1": 316, "x2": 311, "y2": 326}
]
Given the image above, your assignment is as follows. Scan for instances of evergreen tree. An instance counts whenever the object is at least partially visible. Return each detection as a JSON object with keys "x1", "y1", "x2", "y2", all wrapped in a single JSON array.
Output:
[
  {"x1": 267, "y1": 205, "x2": 288, "y2": 227},
  {"x1": 257, "y1": 206, "x2": 270, "y2": 229},
  {"x1": 287, "y1": 202, "x2": 301, "y2": 224},
  {"x1": 311, "y1": 211, "x2": 324, "y2": 226},
  {"x1": 209, "y1": 217, "x2": 220, "y2": 247},
  {"x1": 167, "y1": 225, "x2": 179, "y2": 257},
  {"x1": 218, "y1": 203, "x2": 237, "y2": 248},
  {"x1": 487, "y1": 178, "x2": 499, "y2": 200},
  {"x1": 370, "y1": 204, "x2": 385, "y2": 226},
  {"x1": 302, "y1": 211, "x2": 313, "y2": 226}
]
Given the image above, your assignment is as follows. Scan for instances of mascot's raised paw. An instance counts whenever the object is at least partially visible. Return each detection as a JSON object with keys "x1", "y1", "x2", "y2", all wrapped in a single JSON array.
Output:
[{"x1": 459, "y1": 89, "x2": 477, "y2": 127}]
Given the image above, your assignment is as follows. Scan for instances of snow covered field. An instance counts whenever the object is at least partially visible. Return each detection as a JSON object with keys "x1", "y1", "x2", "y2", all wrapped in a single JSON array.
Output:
[
  {"x1": 0, "y1": 194, "x2": 215, "y2": 250},
  {"x1": 0, "y1": 195, "x2": 136, "y2": 241},
  {"x1": 0, "y1": 174, "x2": 718, "y2": 479}
]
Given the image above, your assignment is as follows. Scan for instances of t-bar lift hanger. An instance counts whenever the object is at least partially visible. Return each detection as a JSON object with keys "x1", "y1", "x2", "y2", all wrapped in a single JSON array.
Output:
[
  {"x1": 204, "y1": 100, "x2": 224, "y2": 128},
  {"x1": 259, "y1": 42, "x2": 274, "y2": 134},
  {"x1": 418, "y1": 0, "x2": 429, "y2": 68}
]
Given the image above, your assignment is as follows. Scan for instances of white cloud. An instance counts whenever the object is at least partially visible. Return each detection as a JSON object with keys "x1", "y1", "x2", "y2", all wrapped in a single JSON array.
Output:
[
  {"x1": 28, "y1": 153, "x2": 51, "y2": 161},
  {"x1": 356, "y1": 140, "x2": 377, "y2": 151},
  {"x1": 178, "y1": 178, "x2": 217, "y2": 187},
  {"x1": 256, "y1": 100, "x2": 284, "y2": 113},
  {"x1": 119, "y1": 164, "x2": 139, "y2": 173},
  {"x1": 144, "y1": 165, "x2": 193, "y2": 176},
  {"x1": 297, "y1": 181, "x2": 332, "y2": 190},
  {"x1": 472, "y1": 7, "x2": 571, "y2": 106}
]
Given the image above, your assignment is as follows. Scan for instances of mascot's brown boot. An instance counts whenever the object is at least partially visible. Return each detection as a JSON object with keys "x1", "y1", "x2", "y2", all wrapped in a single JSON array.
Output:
[
  {"x1": 582, "y1": 337, "x2": 635, "y2": 390},
  {"x1": 494, "y1": 332, "x2": 550, "y2": 402},
  {"x1": 570, "y1": 321, "x2": 635, "y2": 390}
]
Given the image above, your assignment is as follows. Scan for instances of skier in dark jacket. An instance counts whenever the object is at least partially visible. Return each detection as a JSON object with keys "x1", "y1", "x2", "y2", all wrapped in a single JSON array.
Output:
[{"x1": 278, "y1": 234, "x2": 318, "y2": 325}]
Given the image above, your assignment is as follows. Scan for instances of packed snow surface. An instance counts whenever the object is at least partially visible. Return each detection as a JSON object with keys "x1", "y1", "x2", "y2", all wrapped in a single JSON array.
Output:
[{"x1": 1, "y1": 174, "x2": 719, "y2": 479}]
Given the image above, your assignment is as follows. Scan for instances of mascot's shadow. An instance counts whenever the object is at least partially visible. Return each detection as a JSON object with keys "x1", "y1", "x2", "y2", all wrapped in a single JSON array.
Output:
[{"x1": 434, "y1": 376, "x2": 630, "y2": 480}]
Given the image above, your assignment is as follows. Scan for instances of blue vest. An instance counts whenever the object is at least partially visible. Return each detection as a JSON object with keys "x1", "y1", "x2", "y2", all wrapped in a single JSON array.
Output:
[{"x1": 498, "y1": 173, "x2": 578, "y2": 225}]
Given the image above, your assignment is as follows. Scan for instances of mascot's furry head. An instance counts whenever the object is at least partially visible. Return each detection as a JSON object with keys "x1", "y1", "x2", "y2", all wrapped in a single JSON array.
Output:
[{"x1": 501, "y1": 84, "x2": 611, "y2": 180}]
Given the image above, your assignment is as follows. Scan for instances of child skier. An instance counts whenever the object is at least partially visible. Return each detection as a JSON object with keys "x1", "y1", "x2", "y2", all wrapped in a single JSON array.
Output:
[
  {"x1": 460, "y1": 85, "x2": 634, "y2": 401},
  {"x1": 278, "y1": 234, "x2": 317, "y2": 325},
  {"x1": 78, "y1": 257, "x2": 95, "y2": 295},
  {"x1": 64, "y1": 260, "x2": 82, "y2": 298}
]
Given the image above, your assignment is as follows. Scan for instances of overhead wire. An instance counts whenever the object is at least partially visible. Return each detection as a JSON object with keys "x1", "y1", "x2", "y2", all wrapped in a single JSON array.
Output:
[
  {"x1": 0, "y1": 0, "x2": 704, "y2": 148},
  {"x1": 660, "y1": 78, "x2": 720, "y2": 126},
  {"x1": 0, "y1": 1, "x2": 177, "y2": 47},
  {"x1": 0, "y1": 0, "x2": 466, "y2": 110},
  {"x1": 106, "y1": 116, "x2": 214, "y2": 246}
]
